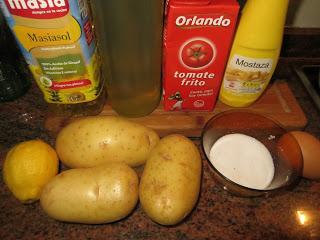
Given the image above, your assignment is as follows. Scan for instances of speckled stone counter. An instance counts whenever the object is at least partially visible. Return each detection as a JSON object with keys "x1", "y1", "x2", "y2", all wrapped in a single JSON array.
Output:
[{"x1": 1, "y1": 64, "x2": 320, "y2": 240}]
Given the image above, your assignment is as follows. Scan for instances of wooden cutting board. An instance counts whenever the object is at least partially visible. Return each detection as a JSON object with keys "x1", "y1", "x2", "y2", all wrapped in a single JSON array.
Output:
[{"x1": 45, "y1": 81, "x2": 308, "y2": 137}]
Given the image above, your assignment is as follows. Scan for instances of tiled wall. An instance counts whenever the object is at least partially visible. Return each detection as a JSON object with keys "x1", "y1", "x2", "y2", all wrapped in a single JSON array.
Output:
[{"x1": 286, "y1": 0, "x2": 320, "y2": 28}]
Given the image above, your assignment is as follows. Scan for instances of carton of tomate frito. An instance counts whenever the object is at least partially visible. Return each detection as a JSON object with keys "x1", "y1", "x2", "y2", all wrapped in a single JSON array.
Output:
[
  {"x1": 163, "y1": 0, "x2": 239, "y2": 111},
  {"x1": 0, "y1": 0, "x2": 103, "y2": 104}
]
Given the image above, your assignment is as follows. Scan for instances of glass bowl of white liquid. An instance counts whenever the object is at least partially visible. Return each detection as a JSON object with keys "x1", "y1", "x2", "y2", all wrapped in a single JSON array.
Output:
[{"x1": 201, "y1": 110, "x2": 303, "y2": 197}]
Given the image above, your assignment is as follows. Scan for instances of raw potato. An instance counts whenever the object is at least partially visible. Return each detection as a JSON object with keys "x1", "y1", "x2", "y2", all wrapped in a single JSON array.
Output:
[
  {"x1": 40, "y1": 163, "x2": 139, "y2": 224},
  {"x1": 56, "y1": 116, "x2": 159, "y2": 168},
  {"x1": 139, "y1": 134, "x2": 202, "y2": 225}
]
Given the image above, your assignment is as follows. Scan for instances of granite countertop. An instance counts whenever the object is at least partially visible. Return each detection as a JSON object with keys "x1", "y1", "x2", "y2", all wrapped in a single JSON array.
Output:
[{"x1": 0, "y1": 64, "x2": 320, "y2": 240}]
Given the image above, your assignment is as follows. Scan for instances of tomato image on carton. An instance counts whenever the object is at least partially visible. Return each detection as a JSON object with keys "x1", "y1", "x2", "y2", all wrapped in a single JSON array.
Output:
[
  {"x1": 163, "y1": 0, "x2": 239, "y2": 111},
  {"x1": 179, "y1": 38, "x2": 216, "y2": 70}
]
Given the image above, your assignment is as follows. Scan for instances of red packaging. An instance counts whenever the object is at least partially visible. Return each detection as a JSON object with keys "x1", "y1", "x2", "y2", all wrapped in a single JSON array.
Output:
[{"x1": 163, "y1": 0, "x2": 239, "y2": 111}]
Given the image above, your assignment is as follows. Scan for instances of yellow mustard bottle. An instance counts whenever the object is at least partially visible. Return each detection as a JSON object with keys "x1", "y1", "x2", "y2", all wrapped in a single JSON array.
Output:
[{"x1": 219, "y1": 0, "x2": 289, "y2": 107}]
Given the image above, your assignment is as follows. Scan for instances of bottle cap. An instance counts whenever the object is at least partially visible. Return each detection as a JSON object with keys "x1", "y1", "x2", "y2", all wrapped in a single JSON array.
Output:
[{"x1": 236, "y1": 0, "x2": 289, "y2": 50}]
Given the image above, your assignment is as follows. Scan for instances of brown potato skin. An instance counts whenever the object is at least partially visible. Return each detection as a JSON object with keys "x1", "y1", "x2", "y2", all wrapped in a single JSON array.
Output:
[
  {"x1": 139, "y1": 134, "x2": 202, "y2": 225},
  {"x1": 55, "y1": 116, "x2": 159, "y2": 168},
  {"x1": 40, "y1": 163, "x2": 139, "y2": 224}
]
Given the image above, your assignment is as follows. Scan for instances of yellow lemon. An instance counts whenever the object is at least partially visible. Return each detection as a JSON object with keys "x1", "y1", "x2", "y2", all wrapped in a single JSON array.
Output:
[{"x1": 3, "y1": 139, "x2": 59, "y2": 203}]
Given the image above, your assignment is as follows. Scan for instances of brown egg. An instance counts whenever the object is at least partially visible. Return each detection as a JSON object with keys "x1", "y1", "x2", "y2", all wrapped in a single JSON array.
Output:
[
  {"x1": 290, "y1": 131, "x2": 320, "y2": 180},
  {"x1": 276, "y1": 132, "x2": 302, "y2": 173}
]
